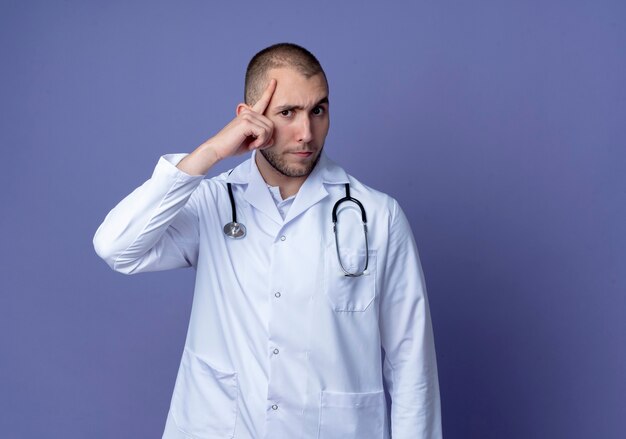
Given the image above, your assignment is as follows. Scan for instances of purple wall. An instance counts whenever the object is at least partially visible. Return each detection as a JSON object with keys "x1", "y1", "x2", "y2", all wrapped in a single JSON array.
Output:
[{"x1": 2, "y1": 1, "x2": 625, "y2": 437}]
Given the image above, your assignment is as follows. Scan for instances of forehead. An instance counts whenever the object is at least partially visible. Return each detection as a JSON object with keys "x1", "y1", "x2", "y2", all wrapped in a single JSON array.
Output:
[{"x1": 267, "y1": 68, "x2": 328, "y2": 106}]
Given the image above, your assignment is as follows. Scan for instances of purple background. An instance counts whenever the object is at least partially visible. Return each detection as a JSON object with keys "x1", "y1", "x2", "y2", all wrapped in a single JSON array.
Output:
[{"x1": 2, "y1": 1, "x2": 625, "y2": 438}]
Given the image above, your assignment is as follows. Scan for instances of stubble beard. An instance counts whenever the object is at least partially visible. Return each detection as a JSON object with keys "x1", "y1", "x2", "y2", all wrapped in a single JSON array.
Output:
[{"x1": 260, "y1": 147, "x2": 323, "y2": 178}]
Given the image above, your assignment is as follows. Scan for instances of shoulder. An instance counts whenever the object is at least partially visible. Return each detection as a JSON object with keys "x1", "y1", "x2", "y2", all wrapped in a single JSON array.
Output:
[
  {"x1": 322, "y1": 158, "x2": 406, "y2": 240},
  {"x1": 188, "y1": 173, "x2": 225, "y2": 200},
  {"x1": 191, "y1": 156, "x2": 253, "y2": 200}
]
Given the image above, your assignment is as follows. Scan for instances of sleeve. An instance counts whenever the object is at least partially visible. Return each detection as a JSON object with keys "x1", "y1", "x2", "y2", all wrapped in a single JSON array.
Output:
[
  {"x1": 379, "y1": 199, "x2": 442, "y2": 439},
  {"x1": 93, "y1": 154, "x2": 205, "y2": 274}
]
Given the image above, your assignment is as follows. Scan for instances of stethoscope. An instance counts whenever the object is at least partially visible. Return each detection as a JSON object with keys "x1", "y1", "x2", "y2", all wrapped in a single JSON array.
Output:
[
  {"x1": 223, "y1": 182, "x2": 369, "y2": 277},
  {"x1": 222, "y1": 181, "x2": 247, "y2": 239}
]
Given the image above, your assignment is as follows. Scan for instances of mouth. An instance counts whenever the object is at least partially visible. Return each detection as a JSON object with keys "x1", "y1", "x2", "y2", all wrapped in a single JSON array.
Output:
[{"x1": 290, "y1": 150, "x2": 315, "y2": 158}]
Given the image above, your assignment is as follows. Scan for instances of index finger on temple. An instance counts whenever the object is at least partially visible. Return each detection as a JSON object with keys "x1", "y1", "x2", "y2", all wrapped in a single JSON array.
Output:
[{"x1": 252, "y1": 79, "x2": 277, "y2": 114}]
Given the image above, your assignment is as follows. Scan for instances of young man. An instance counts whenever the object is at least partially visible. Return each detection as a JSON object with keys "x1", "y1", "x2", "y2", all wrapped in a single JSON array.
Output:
[{"x1": 94, "y1": 43, "x2": 442, "y2": 439}]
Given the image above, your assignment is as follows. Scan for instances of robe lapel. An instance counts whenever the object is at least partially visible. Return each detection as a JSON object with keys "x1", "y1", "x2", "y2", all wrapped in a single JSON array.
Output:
[
  {"x1": 226, "y1": 152, "x2": 349, "y2": 227},
  {"x1": 283, "y1": 167, "x2": 328, "y2": 225},
  {"x1": 283, "y1": 153, "x2": 348, "y2": 225},
  {"x1": 243, "y1": 158, "x2": 284, "y2": 225}
]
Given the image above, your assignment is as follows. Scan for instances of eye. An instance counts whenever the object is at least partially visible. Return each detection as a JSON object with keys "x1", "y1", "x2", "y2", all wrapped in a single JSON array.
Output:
[
  {"x1": 280, "y1": 109, "x2": 293, "y2": 117},
  {"x1": 312, "y1": 106, "x2": 325, "y2": 116}
]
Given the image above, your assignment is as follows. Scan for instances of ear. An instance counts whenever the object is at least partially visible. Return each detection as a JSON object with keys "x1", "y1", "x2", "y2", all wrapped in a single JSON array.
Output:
[{"x1": 236, "y1": 103, "x2": 251, "y2": 116}]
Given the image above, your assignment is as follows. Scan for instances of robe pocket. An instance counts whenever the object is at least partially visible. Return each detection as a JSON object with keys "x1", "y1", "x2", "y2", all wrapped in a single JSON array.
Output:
[
  {"x1": 325, "y1": 246, "x2": 377, "y2": 312},
  {"x1": 318, "y1": 390, "x2": 385, "y2": 439},
  {"x1": 171, "y1": 348, "x2": 238, "y2": 439}
]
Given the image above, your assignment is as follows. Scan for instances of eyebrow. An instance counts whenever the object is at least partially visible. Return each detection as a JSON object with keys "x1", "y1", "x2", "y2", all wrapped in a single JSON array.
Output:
[{"x1": 275, "y1": 97, "x2": 329, "y2": 112}]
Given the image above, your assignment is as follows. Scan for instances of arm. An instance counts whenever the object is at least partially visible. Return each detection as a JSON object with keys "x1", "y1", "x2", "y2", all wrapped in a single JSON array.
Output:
[
  {"x1": 93, "y1": 154, "x2": 204, "y2": 274},
  {"x1": 93, "y1": 80, "x2": 278, "y2": 274},
  {"x1": 379, "y1": 200, "x2": 442, "y2": 439}
]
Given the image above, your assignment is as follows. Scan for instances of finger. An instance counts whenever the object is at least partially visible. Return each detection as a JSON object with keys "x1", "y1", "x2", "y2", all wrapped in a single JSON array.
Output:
[
  {"x1": 240, "y1": 109, "x2": 275, "y2": 134},
  {"x1": 252, "y1": 79, "x2": 277, "y2": 115},
  {"x1": 249, "y1": 126, "x2": 274, "y2": 149},
  {"x1": 250, "y1": 134, "x2": 273, "y2": 150},
  {"x1": 251, "y1": 131, "x2": 274, "y2": 149},
  {"x1": 258, "y1": 137, "x2": 274, "y2": 149},
  {"x1": 239, "y1": 107, "x2": 272, "y2": 127},
  {"x1": 242, "y1": 119, "x2": 273, "y2": 148}
]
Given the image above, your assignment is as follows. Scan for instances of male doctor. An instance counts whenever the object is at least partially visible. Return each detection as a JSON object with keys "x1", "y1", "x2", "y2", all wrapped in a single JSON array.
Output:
[{"x1": 94, "y1": 43, "x2": 442, "y2": 439}]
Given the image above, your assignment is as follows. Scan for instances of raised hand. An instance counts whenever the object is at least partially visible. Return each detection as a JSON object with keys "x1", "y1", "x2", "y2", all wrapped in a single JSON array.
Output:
[
  {"x1": 210, "y1": 79, "x2": 276, "y2": 159},
  {"x1": 176, "y1": 79, "x2": 277, "y2": 176}
]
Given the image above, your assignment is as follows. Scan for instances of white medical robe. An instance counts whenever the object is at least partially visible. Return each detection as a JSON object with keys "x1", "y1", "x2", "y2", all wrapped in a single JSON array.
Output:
[{"x1": 93, "y1": 152, "x2": 442, "y2": 439}]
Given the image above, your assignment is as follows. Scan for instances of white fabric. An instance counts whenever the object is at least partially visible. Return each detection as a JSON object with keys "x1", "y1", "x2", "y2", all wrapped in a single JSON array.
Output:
[
  {"x1": 267, "y1": 185, "x2": 295, "y2": 220},
  {"x1": 93, "y1": 151, "x2": 442, "y2": 439}
]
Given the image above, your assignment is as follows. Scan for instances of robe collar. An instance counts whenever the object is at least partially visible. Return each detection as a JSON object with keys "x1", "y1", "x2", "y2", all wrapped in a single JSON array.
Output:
[{"x1": 225, "y1": 150, "x2": 349, "y2": 225}]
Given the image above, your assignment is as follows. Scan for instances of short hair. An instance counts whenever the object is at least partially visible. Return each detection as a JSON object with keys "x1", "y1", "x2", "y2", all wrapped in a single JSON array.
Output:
[{"x1": 244, "y1": 43, "x2": 327, "y2": 105}]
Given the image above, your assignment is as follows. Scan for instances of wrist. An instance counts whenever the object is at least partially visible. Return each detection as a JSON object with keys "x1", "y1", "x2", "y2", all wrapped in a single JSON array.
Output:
[
  {"x1": 176, "y1": 141, "x2": 222, "y2": 176},
  {"x1": 198, "y1": 139, "x2": 223, "y2": 164}
]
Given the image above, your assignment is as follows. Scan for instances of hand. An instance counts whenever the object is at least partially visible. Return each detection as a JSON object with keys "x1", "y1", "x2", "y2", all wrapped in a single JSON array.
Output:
[
  {"x1": 176, "y1": 79, "x2": 277, "y2": 175},
  {"x1": 207, "y1": 79, "x2": 277, "y2": 160}
]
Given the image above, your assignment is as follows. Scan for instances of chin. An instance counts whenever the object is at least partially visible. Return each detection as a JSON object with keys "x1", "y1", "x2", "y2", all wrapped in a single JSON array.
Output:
[{"x1": 261, "y1": 146, "x2": 322, "y2": 178}]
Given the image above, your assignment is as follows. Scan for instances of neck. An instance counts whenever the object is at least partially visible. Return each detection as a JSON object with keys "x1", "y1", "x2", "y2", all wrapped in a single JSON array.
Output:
[{"x1": 255, "y1": 152, "x2": 307, "y2": 199}]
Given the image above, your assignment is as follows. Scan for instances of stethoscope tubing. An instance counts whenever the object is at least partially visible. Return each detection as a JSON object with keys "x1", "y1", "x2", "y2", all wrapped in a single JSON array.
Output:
[
  {"x1": 223, "y1": 181, "x2": 369, "y2": 276},
  {"x1": 223, "y1": 182, "x2": 246, "y2": 238},
  {"x1": 332, "y1": 183, "x2": 369, "y2": 276}
]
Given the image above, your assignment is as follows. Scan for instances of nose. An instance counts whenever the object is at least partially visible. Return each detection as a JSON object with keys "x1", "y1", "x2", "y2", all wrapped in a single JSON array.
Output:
[{"x1": 296, "y1": 114, "x2": 313, "y2": 144}]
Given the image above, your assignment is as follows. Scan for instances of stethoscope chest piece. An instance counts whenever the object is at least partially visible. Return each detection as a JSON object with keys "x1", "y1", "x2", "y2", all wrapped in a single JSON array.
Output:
[
  {"x1": 223, "y1": 181, "x2": 246, "y2": 239},
  {"x1": 223, "y1": 221, "x2": 246, "y2": 239}
]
